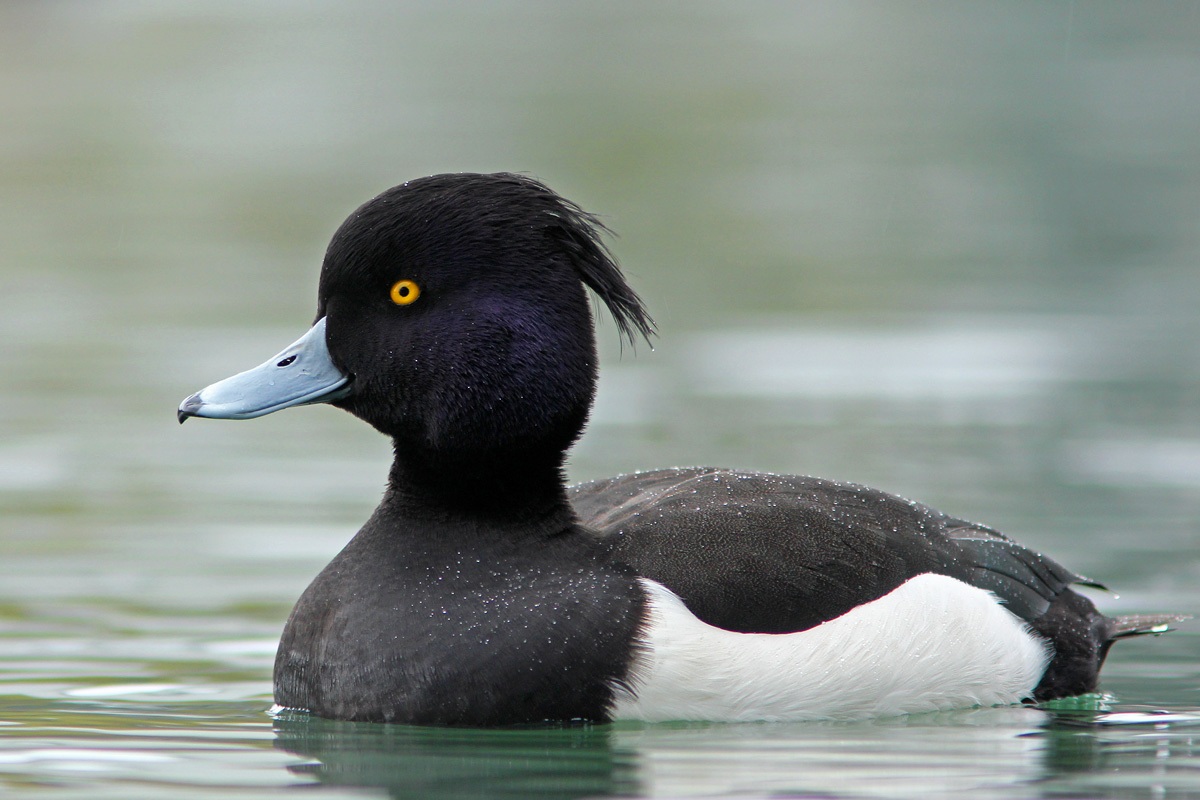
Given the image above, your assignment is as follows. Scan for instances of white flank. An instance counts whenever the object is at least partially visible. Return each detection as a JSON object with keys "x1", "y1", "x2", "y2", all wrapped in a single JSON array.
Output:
[{"x1": 612, "y1": 574, "x2": 1052, "y2": 722}]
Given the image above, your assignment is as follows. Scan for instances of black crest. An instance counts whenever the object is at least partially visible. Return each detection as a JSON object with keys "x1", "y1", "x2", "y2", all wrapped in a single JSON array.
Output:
[
  {"x1": 504, "y1": 174, "x2": 657, "y2": 348},
  {"x1": 358, "y1": 173, "x2": 656, "y2": 348}
]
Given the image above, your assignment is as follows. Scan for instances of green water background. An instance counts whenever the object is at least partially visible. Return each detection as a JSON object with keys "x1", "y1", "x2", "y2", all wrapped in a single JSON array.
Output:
[{"x1": 1, "y1": 3, "x2": 1198, "y2": 797}]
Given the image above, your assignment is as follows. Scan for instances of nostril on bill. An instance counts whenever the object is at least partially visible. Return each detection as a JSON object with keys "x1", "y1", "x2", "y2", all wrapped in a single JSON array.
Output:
[{"x1": 277, "y1": 355, "x2": 298, "y2": 367}]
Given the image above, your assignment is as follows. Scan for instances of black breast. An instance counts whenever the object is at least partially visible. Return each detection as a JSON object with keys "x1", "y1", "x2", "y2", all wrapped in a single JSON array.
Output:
[{"x1": 273, "y1": 515, "x2": 645, "y2": 726}]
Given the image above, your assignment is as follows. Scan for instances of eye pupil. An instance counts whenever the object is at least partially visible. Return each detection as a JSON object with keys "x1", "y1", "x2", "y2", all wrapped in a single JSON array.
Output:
[{"x1": 390, "y1": 279, "x2": 421, "y2": 305}]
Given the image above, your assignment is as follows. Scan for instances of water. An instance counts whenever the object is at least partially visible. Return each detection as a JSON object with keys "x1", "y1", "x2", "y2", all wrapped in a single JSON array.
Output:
[{"x1": 2, "y1": 2, "x2": 1199, "y2": 797}]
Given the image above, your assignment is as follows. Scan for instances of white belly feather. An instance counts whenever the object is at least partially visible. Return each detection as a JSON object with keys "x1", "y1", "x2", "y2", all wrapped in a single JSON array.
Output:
[{"x1": 612, "y1": 573, "x2": 1052, "y2": 722}]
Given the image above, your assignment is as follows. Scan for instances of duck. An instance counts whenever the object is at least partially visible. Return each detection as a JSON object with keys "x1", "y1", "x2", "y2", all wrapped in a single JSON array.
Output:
[{"x1": 179, "y1": 172, "x2": 1182, "y2": 726}]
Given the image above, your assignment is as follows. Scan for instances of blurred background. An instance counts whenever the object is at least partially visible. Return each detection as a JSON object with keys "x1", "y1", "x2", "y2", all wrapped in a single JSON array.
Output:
[{"x1": 0, "y1": 3, "x2": 1198, "y2": 797}]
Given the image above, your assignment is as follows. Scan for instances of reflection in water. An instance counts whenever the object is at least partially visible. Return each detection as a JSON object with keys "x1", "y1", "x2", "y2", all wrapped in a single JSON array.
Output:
[
  {"x1": 610, "y1": 713, "x2": 1045, "y2": 799},
  {"x1": 1033, "y1": 708, "x2": 1200, "y2": 798},
  {"x1": 273, "y1": 712, "x2": 634, "y2": 800},
  {"x1": 273, "y1": 707, "x2": 1200, "y2": 799}
]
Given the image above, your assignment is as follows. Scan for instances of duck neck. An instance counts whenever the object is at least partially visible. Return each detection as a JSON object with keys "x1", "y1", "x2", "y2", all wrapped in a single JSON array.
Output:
[{"x1": 383, "y1": 442, "x2": 577, "y2": 534}]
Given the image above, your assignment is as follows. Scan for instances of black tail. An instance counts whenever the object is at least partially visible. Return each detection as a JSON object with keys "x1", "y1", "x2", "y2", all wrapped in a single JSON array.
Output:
[
  {"x1": 1107, "y1": 613, "x2": 1189, "y2": 641},
  {"x1": 1032, "y1": 594, "x2": 1187, "y2": 701}
]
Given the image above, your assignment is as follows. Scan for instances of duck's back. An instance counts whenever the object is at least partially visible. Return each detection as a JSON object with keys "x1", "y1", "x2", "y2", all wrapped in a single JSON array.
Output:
[{"x1": 572, "y1": 467, "x2": 1082, "y2": 635}]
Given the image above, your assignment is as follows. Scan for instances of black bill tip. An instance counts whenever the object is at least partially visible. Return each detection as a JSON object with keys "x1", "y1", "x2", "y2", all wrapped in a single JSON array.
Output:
[{"x1": 178, "y1": 393, "x2": 203, "y2": 424}]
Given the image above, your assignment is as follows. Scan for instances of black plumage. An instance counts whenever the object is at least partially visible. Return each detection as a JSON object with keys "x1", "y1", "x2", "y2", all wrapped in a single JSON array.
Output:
[
  {"x1": 180, "y1": 172, "x2": 1182, "y2": 724},
  {"x1": 570, "y1": 466, "x2": 1172, "y2": 700}
]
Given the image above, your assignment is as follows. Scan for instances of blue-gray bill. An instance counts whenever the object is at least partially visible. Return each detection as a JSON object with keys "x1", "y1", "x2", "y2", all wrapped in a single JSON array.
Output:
[{"x1": 177, "y1": 317, "x2": 351, "y2": 423}]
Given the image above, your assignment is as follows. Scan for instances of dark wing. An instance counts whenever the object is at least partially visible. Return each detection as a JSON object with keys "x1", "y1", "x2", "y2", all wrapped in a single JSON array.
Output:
[{"x1": 570, "y1": 466, "x2": 1090, "y2": 634}]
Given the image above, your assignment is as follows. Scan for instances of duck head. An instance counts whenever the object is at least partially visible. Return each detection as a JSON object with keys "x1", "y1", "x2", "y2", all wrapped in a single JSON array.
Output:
[{"x1": 179, "y1": 173, "x2": 654, "y2": 509}]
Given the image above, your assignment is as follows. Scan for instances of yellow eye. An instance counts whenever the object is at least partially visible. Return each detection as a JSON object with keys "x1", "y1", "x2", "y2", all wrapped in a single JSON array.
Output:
[{"x1": 389, "y1": 279, "x2": 421, "y2": 305}]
